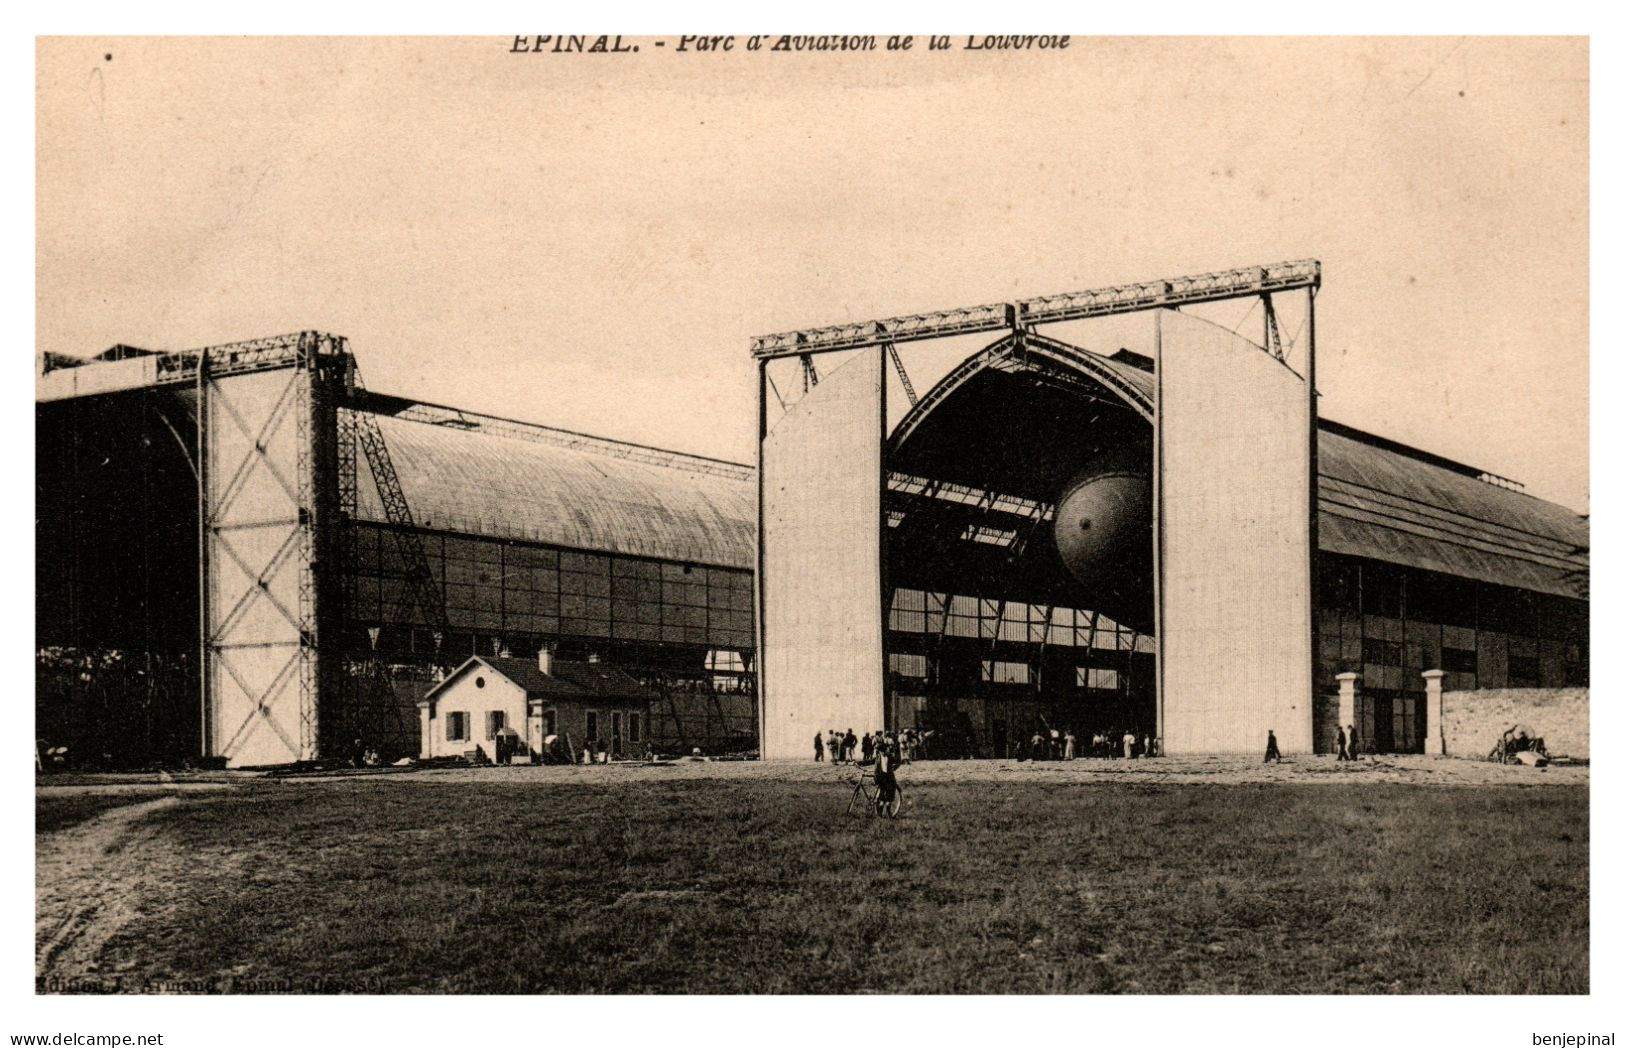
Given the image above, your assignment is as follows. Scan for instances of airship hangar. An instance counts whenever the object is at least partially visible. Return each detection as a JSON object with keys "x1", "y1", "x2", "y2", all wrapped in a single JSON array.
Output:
[
  {"x1": 754, "y1": 260, "x2": 1588, "y2": 758},
  {"x1": 35, "y1": 261, "x2": 1587, "y2": 766},
  {"x1": 36, "y1": 335, "x2": 757, "y2": 768}
]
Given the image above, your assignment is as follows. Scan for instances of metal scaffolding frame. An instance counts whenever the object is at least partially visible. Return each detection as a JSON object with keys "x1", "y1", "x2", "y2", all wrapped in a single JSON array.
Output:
[
  {"x1": 199, "y1": 346, "x2": 321, "y2": 763},
  {"x1": 166, "y1": 331, "x2": 442, "y2": 763}
]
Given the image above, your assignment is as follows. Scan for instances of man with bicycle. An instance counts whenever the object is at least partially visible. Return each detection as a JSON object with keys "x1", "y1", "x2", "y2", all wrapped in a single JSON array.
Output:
[{"x1": 872, "y1": 731, "x2": 900, "y2": 809}]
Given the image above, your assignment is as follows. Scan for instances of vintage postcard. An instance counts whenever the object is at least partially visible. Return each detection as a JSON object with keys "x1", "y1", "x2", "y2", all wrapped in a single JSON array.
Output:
[{"x1": 30, "y1": 31, "x2": 1591, "y2": 1031}]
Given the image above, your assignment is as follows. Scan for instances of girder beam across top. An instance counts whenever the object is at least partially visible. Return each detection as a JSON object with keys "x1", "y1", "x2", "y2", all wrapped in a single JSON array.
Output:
[{"x1": 750, "y1": 259, "x2": 1320, "y2": 359}]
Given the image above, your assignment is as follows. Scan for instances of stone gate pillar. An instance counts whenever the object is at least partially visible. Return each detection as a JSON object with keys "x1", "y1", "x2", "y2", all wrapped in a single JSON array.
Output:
[
  {"x1": 1336, "y1": 672, "x2": 1358, "y2": 737},
  {"x1": 1423, "y1": 669, "x2": 1446, "y2": 755}
]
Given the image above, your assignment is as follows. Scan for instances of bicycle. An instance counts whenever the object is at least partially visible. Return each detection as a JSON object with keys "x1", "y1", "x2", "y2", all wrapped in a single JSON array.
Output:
[{"x1": 845, "y1": 766, "x2": 903, "y2": 818}]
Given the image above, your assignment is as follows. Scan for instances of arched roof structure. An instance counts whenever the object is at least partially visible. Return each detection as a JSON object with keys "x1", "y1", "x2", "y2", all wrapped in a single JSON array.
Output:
[
  {"x1": 354, "y1": 397, "x2": 756, "y2": 570},
  {"x1": 885, "y1": 331, "x2": 1587, "y2": 605}
]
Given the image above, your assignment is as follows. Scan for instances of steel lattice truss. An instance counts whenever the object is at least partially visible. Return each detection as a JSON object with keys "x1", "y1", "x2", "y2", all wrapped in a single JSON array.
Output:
[
  {"x1": 349, "y1": 397, "x2": 449, "y2": 638},
  {"x1": 750, "y1": 259, "x2": 1320, "y2": 359}
]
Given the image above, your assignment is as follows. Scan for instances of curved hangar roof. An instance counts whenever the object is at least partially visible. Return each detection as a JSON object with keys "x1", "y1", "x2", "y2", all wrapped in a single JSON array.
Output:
[
  {"x1": 354, "y1": 396, "x2": 755, "y2": 571},
  {"x1": 356, "y1": 340, "x2": 1586, "y2": 602},
  {"x1": 887, "y1": 333, "x2": 1588, "y2": 602}
]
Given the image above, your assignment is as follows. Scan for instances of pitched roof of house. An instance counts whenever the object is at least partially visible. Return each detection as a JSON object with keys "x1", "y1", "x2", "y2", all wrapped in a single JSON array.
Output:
[{"x1": 421, "y1": 655, "x2": 656, "y2": 705}]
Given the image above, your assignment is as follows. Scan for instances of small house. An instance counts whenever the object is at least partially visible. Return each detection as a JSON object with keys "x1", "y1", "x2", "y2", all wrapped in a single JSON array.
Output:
[{"x1": 418, "y1": 650, "x2": 656, "y2": 762}]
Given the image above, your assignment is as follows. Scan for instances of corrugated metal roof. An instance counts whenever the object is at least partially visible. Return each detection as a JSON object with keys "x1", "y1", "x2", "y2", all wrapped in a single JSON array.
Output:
[
  {"x1": 356, "y1": 412, "x2": 755, "y2": 570},
  {"x1": 1317, "y1": 427, "x2": 1587, "y2": 599},
  {"x1": 358, "y1": 356, "x2": 1585, "y2": 601}
]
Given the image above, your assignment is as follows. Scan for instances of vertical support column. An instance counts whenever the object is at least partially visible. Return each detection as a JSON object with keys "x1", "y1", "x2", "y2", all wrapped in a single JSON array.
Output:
[
  {"x1": 1423, "y1": 668, "x2": 1446, "y2": 755},
  {"x1": 1305, "y1": 286, "x2": 1320, "y2": 750},
  {"x1": 1337, "y1": 672, "x2": 1358, "y2": 736},
  {"x1": 1151, "y1": 310, "x2": 1165, "y2": 745},
  {"x1": 754, "y1": 357, "x2": 769, "y2": 756},
  {"x1": 419, "y1": 704, "x2": 433, "y2": 759},
  {"x1": 306, "y1": 341, "x2": 349, "y2": 760},
  {"x1": 877, "y1": 342, "x2": 889, "y2": 735},
  {"x1": 331, "y1": 351, "x2": 359, "y2": 756},
  {"x1": 195, "y1": 349, "x2": 210, "y2": 757},
  {"x1": 296, "y1": 341, "x2": 322, "y2": 760}
]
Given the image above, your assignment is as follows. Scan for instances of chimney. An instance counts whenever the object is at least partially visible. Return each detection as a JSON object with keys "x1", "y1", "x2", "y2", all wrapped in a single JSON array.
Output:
[{"x1": 537, "y1": 646, "x2": 553, "y2": 675}]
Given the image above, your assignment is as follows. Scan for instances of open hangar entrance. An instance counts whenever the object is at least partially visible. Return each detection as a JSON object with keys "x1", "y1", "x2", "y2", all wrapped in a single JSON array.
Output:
[
  {"x1": 754, "y1": 261, "x2": 1321, "y2": 758},
  {"x1": 882, "y1": 334, "x2": 1157, "y2": 758},
  {"x1": 37, "y1": 376, "x2": 204, "y2": 765}
]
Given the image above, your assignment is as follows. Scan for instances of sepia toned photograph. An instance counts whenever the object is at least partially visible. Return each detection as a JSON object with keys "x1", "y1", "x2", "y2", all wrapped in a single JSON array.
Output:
[{"x1": 30, "y1": 33, "x2": 1589, "y2": 1010}]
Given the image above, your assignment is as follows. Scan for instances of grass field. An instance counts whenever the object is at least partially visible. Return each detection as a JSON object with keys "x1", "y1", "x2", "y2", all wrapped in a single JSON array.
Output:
[{"x1": 36, "y1": 769, "x2": 1586, "y2": 994}]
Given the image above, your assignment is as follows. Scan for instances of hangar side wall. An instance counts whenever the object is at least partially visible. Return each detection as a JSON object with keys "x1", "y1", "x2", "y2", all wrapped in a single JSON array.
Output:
[
  {"x1": 1157, "y1": 310, "x2": 1314, "y2": 753},
  {"x1": 760, "y1": 350, "x2": 885, "y2": 759}
]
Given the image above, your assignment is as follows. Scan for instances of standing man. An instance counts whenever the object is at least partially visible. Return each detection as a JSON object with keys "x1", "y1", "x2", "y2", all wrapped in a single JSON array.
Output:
[
  {"x1": 844, "y1": 728, "x2": 858, "y2": 765},
  {"x1": 873, "y1": 734, "x2": 899, "y2": 810},
  {"x1": 1336, "y1": 725, "x2": 1349, "y2": 761},
  {"x1": 1347, "y1": 724, "x2": 1360, "y2": 762},
  {"x1": 814, "y1": 731, "x2": 824, "y2": 762},
  {"x1": 1264, "y1": 729, "x2": 1282, "y2": 763}
]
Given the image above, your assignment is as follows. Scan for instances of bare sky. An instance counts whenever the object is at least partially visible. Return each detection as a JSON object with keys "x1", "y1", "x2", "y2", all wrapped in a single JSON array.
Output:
[{"x1": 36, "y1": 36, "x2": 1588, "y2": 511}]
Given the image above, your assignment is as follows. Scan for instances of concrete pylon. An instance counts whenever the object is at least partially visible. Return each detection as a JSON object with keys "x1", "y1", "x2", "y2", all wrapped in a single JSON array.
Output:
[
  {"x1": 1336, "y1": 672, "x2": 1359, "y2": 736},
  {"x1": 1423, "y1": 669, "x2": 1446, "y2": 755}
]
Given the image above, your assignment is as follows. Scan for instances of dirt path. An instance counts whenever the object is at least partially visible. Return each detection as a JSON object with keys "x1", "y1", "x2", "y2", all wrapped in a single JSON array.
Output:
[{"x1": 36, "y1": 795, "x2": 192, "y2": 982}]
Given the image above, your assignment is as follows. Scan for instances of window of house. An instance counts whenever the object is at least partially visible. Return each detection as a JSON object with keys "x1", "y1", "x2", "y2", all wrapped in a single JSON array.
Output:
[
  {"x1": 487, "y1": 710, "x2": 506, "y2": 739},
  {"x1": 611, "y1": 711, "x2": 624, "y2": 742},
  {"x1": 446, "y1": 711, "x2": 469, "y2": 742},
  {"x1": 542, "y1": 708, "x2": 558, "y2": 737},
  {"x1": 629, "y1": 712, "x2": 642, "y2": 743},
  {"x1": 585, "y1": 710, "x2": 599, "y2": 742}
]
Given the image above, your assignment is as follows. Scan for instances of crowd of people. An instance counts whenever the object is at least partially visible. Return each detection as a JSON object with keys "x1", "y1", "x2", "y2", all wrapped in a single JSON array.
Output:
[
  {"x1": 1019, "y1": 726, "x2": 1160, "y2": 761},
  {"x1": 814, "y1": 725, "x2": 1162, "y2": 762},
  {"x1": 813, "y1": 727, "x2": 930, "y2": 765},
  {"x1": 814, "y1": 723, "x2": 1379, "y2": 764}
]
